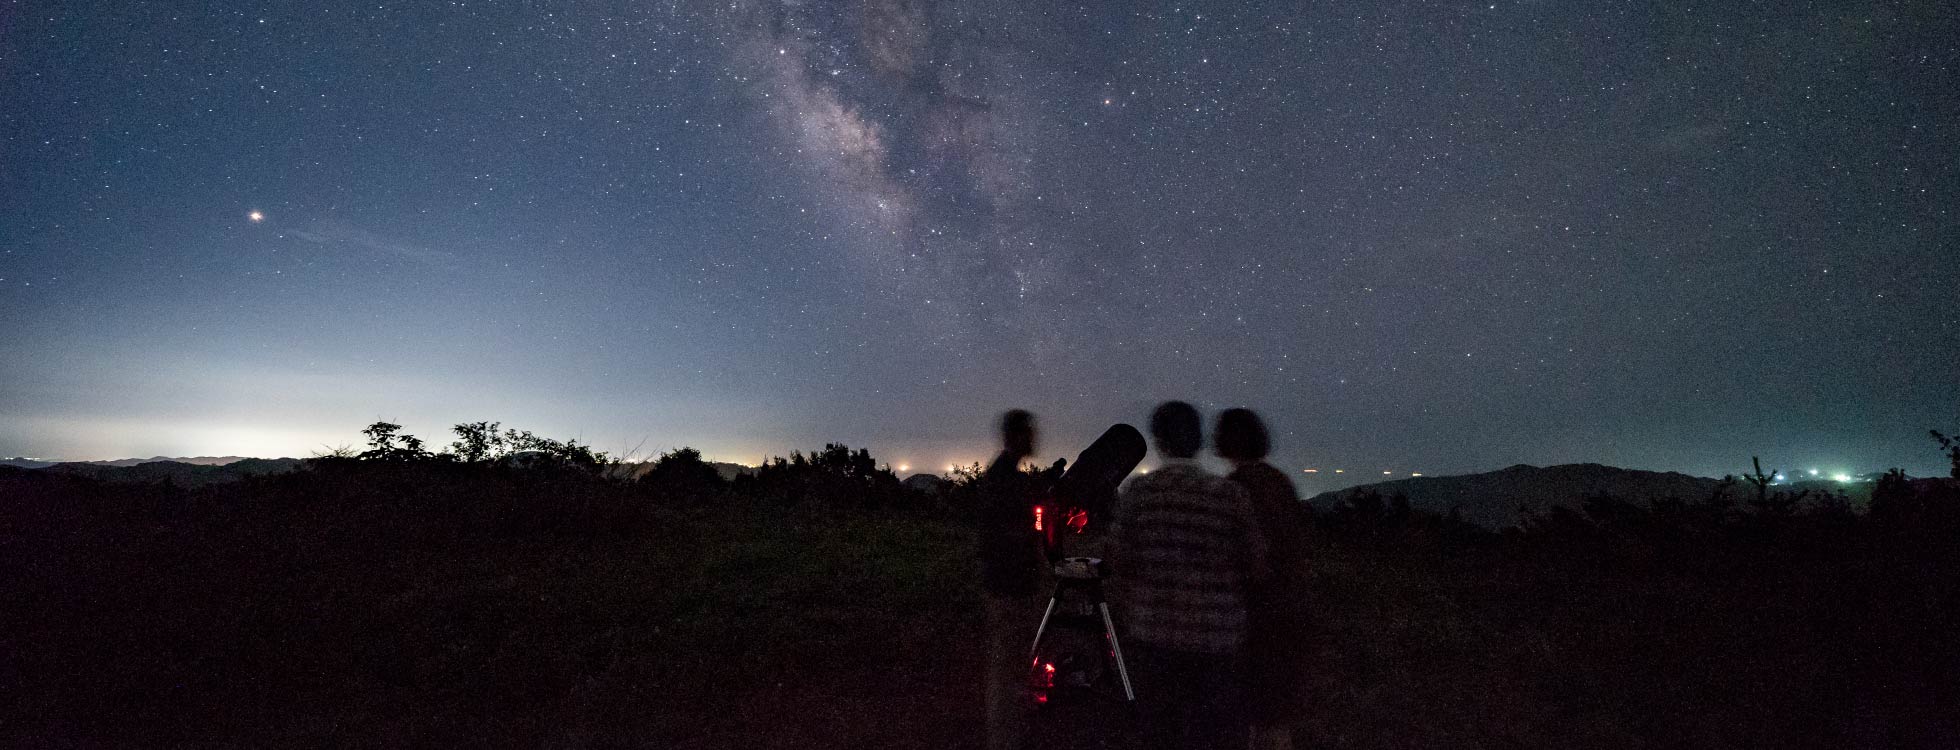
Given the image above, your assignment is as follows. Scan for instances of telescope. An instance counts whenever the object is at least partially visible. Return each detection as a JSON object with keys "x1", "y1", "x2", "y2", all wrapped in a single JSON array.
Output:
[{"x1": 1025, "y1": 424, "x2": 1145, "y2": 707}]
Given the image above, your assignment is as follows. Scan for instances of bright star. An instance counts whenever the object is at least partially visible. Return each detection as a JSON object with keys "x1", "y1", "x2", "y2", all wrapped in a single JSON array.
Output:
[{"x1": 248, "y1": 210, "x2": 264, "y2": 223}]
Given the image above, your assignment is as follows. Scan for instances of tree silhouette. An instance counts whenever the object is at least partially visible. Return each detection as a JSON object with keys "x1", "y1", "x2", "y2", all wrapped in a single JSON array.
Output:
[
  {"x1": 1870, "y1": 468, "x2": 1916, "y2": 523},
  {"x1": 450, "y1": 421, "x2": 506, "y2": 463},
  {"x1": 359, "y1": 422, "x2": 431, "y2": 461},
  {"x1": 1931, "y1": 430, "x2": 1960, "y2": 479}
]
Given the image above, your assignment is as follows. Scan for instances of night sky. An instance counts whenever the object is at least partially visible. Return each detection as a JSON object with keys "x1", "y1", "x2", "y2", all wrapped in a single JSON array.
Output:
[{"x1": 4, "y1": 1, "x2": 1956, "y2": 484}]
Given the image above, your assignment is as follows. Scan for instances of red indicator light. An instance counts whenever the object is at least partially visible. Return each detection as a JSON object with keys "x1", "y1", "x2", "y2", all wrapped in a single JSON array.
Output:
[
  {"x1": 1032, "y1": 505, "x2": 1044, "y2": 532},
  {"x1": 1066, "y1": 508, "x2": 1088, "y2": 533}
]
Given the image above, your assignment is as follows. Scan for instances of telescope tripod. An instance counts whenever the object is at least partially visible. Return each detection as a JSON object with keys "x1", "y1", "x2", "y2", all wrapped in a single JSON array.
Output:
[{"x1": 1026, "y1": 557, "x2": 1135, "y2": 704}]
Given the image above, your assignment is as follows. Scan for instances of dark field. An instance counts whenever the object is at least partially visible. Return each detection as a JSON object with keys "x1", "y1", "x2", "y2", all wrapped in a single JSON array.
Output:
[{"x1": 4, "y1": 462, "x2": 1956, "y2": 748}]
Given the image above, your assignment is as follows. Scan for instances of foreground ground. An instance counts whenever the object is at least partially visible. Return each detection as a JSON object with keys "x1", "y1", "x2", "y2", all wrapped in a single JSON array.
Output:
[{"x1": 3, "y1": 465, "x2": 1955, "y2": 747}]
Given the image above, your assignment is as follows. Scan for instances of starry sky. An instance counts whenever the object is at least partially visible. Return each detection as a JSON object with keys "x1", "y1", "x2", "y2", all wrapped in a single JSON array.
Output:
[{"x1": 3, "y1": 0, "x2": 1956, "y2": 484}]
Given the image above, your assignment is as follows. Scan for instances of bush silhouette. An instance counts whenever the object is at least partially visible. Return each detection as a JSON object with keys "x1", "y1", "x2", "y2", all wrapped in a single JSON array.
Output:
[{"x1": 639, "y1": 447, "x2": 727, "y2": 501}]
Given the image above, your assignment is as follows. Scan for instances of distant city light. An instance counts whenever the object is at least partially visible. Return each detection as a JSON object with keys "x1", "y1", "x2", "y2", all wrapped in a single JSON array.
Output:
[
  {"x1": 1138, "y1": 468, "x2": 1149, "y2": 475},
  {"x1": 1383, "y1": 470, "x2": 1393, "y2": 475},
  {"x1": 1411, "y1": 473, "x2": 1423, "y2": 477},
  {"x1": 1833, "y1": 473, "x2": 1852, "y2": 482},
  {"x1": 1334, "y1": 469, "x2": 1344, "y2": 473},
  {"x1": 897, "y1": 464, "x2": 909, "y2": 473},
  {"x1": 1302, "y1": 468, "x2": 1319, "y2": 473},
  {"x1": 1808, "y1": 469, "x2": 1820, "y2": 476}
]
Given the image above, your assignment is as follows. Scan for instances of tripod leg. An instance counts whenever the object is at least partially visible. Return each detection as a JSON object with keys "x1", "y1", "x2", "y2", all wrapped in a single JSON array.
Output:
[
  {"x1": 1098, "y1": 601, "x2": 1136, "y2": 702},
  {"x1": 1026, "y1": 596, "x2": 1059, "y2": 665}
]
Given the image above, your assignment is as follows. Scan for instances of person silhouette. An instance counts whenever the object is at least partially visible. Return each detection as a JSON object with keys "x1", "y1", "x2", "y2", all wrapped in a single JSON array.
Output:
[
  {"x1": 1109, "y1": 401, "x2": 1267, "y2": 750},
  {"x1": 1216, "y1": 407, "x2": 1312, "y2": 750},
  {"x1": 978, "y1": 409, "x2": 1043, "y2": 750}
]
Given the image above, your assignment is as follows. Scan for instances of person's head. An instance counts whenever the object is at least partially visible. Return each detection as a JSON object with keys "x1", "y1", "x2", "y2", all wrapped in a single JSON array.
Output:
[
  {"x1": 1149, "y1": 401, "x2": 1203, "y2": 459},
  {"x1": 1214, "y1": 408, "x2": 1271, "y2": 464},
  {"x1": 1000, "y1": 409, "x2": 1036, "y2": 457}
]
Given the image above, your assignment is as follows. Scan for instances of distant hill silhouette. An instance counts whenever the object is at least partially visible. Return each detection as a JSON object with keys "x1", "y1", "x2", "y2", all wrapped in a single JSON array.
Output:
[
  {"x1": 903, "y1": 473, "x2": 952, "y2": 494},
  {"x1": 0, "y1": 455, "x2": 265, "y2": 469},
  {"x1": 1308, "y1": 463, "x2": 1727, "y2": 529},
  {"x1": 29, "y1": 458, "x2": 303, "y2": 486}
]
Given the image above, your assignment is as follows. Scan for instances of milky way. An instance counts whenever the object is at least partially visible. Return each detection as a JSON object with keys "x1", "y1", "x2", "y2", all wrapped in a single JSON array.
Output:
[{"x1": 728, "y1": 0, "x2": 1074, "y2": 343}]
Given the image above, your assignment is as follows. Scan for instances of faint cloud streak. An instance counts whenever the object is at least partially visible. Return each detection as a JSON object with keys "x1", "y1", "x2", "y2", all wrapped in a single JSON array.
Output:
[{"x1": 292, "y1": 222, "x2": 461, "y2": 268}]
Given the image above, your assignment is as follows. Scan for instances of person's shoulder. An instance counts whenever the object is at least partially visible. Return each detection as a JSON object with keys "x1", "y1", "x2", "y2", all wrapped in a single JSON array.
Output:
[
  {"x1": 1252, "y1": 461, "x2": 1292, "y2": 482},
  {"x1": 984, "y1": 453, "x2": 1031, "y2": 484},
  {"x1": 1122, "y1": 470, "x2": 1167, "y2": 494},
  {"x1": 1203, "y1": 472, "x2": 1253, "y2": 507},
  {"x1": 983, "y1": 451, "x2": 1015, "y2": 474},
  {"x1": 1198, "y1": 467, "x2": 1242, "y2": 489},
  {"x1": 1247, "y1": 462, "x2": 1299, "y2": 494}
]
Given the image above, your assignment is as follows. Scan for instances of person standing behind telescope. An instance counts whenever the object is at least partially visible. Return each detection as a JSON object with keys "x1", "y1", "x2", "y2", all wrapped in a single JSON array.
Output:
[
  {"x1": 978, "y1": 409, "x2": 1043, "y2": 750},
  {"x1": 1216, "y1": 407, "x2": 1312, "y2": 750},
  {"x1": 1109, "y1": 401, "x2": 1268, "y2": 750}
]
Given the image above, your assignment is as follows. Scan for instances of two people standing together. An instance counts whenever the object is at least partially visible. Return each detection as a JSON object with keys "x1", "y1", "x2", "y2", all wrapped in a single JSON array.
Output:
[{"x1": 980, "y1": 402, "x2": 1312, "y2": 750}]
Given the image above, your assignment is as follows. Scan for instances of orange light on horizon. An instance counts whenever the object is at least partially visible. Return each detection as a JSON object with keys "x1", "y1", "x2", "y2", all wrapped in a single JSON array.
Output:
[{"x1": 1303, "y1": 468, "x2": 1319, "y2": 473}]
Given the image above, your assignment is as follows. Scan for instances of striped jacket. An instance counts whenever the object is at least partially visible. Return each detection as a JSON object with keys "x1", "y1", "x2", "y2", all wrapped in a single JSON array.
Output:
[{"x1": 1109, "y1": 460, "x2": 1268, "y2": 654}]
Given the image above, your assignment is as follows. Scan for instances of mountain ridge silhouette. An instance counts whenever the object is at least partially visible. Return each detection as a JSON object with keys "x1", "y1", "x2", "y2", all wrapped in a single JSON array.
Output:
[{"x1": 1307, "y1": 462, "x2": 1728, "y2": 529}]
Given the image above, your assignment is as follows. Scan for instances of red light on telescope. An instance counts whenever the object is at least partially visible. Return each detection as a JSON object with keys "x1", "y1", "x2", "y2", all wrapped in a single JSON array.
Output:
[
  {"x1": 1032, "y1": 505, "x2": 1044, "y2": 532},
  {"x1": 1031, "y1": 661, "x2": 1057, "y2": 705}
]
